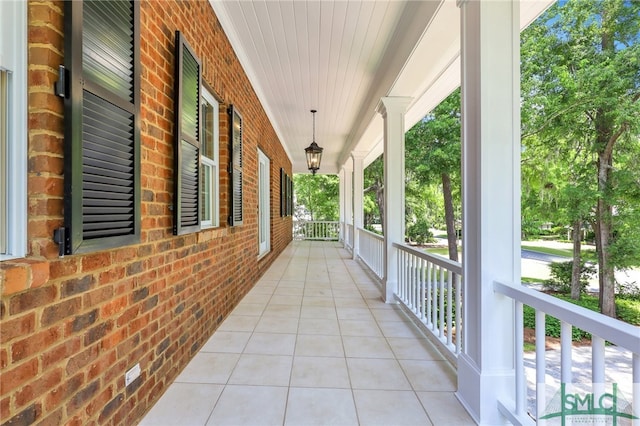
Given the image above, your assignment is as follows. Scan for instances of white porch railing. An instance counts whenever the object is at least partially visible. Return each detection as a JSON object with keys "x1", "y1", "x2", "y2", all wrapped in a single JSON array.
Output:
[
  {"x1": 344, "y1": 224, "x2": 355, "y2": 251},
  {"x1": 357, "y1": 228, "x2": 384, "y2": 279},
  {"x1": 394, "y1": 243, "x2": 463, "y2": 358},
  {"x1": 293, "y1": 220, "x2": 340, "y2": 241},
  {"x1": 494, "y1": 281, "x2": 640, "y2": 425}
]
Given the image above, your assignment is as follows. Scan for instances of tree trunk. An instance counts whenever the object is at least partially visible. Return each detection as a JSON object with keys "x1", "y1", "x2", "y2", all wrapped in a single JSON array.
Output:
[
  {"x1": 596, "y1": 151, "x2": 616, "y2": 317},
  {"x1": 442, "y1": 173, "x2": 458, "y2": 262},
  {"x1": 594, "y1": 13, "x2": 618, "y2": 319},
  {"x1": 570, "y1": 220, "x2": 582, "y2": 300},
  {"x1": 376, "y1": 181, "x2": 385, "y2": 235}
]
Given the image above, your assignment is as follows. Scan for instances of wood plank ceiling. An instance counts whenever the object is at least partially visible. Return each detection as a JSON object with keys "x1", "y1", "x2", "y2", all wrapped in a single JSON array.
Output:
[{"x1": 210, "y1": 0, "x2": 553, "y2": 174}]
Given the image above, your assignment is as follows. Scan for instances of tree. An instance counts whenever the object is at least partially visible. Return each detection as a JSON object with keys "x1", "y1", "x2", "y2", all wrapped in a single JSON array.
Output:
[
  {"x1": 405, "y1": 89, "x2": 461, "y2": 261},
  {"x1": 293, "y1": 174, "x2": 339, "y2": 221},
  {"x1": 364, "y1": 155, "x2": 384, "y2": 233},
  {"x1": 521, "y1": 0, "x2": 640, "y2": 316}
]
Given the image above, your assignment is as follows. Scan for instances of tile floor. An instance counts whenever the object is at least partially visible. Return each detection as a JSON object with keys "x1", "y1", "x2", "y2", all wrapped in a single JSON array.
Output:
[{"x1": 140, "y1": 241, "x2": 475, "y2": 426}]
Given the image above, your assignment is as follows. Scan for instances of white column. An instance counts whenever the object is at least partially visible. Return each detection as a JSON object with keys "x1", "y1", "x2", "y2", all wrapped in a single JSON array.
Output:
[
  {"x1": 343, "y1": 162, "x2": 353, "y2": 250},
  {"x1": 456, "y1": 1, "x2": 521, "y2": 424},
  {"x1": 377, "y1": 97, "x2": 411, "y2": 303},
  {"x1": 351, "y1": 152, "x2": 366, "y2": 260},
  {"x1": 338, "y1": 168, "x2": 345, "y2": 242}
]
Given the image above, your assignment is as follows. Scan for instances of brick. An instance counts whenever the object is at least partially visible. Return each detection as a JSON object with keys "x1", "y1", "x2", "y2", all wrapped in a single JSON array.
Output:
[
  {"x1": 60, "y1": 275, "x2": 94, "y2": 298},
  {"x1": 15, "y1": 368, "x2": 63, "y2": 408},
  {"x1": 70, "y1": 309, "x2": 98, "y2": 333},
  {"x1": 35, "y1": 408, "x2": 63, "y2": 426},
  {"x1": 41, "y1": 297, "x2": 81, "y2": 326},
  {"x1": 67, "y1": 380, "x2": 99, "y2": 414},
  {"x1": 132, "y1": 286, "x2": 149, "y2": 302},
  {"x1": 83, "y1": 321, "x2": 112, "y2": 346},
  {"x1": 11, "y1": 327, "x2": 62, "y2": 363},
  {"x1": 1, "y1": 403, "x2": 40, "y2": 426},
  {"x1": 66, "y1": 345, "x2": 100, "y2": 376},
  {"x1": 42, "y1": 337, "x2": 82, "y2": 370},
  {"x1": 81, "y1": 252, "x2": 112, "y2": 273},
  {"x1": 44, "y1": 373, "x2": 84, "y2": 411},
  {"x1": 83, "y1": 286, "x2": 114, "y2": 307},
  {"x1": 0, "y1": 312, "x2": 36, "y2": 343},
  {"x1": 99, "y1": 393, "x2": 124, "y2": 423},
  {"x1": 2, "y1": 264, "x2": 29, "y2": 295},
  {"x1": 0, "y1": 359, "x2": 39, "y2": 394},
  {"x1": 9, "y1": 286, "x2": 56, "y2": 315}
]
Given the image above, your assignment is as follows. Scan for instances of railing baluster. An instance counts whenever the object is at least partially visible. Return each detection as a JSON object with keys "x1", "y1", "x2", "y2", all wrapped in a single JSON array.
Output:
[
  {"x1": 561, "y1": 321, "x2": 572, "y2": 387},
  {"x1": 515, "y1": 301, "x2": 524, "y2": 417},
  {"x1": 455, "y1": 273, "x2": 461, "y2": 355},
  {"x1": 439, "y1": 267, "x2": 445, "y2": 339},
  {"x1": 536, "y1": 310, "x2": 546, "y2": 423},
  {"x1": 446, "y1": 270, "x2": 453, "y2": 347}
]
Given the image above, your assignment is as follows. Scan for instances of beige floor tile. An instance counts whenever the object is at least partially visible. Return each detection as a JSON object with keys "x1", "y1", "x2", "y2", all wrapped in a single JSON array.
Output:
[
  {"x1": 339, "y1": 319, "x2": 382, "y2": 337},
  {"x1": 254, "y1": 316, "x2": 299, "y2": 334},
  {"x1": 295, "y1": 334, "x2": 344, "y2": 357},
  {"x1": 354, "y1": 389, "x2": 433, "y2": 426},
  {"x1": 274, "y1": 286, "x2": 304, "y2": 296},
  {"x1": 262, "y1": 303, "x2": 301, "y2": 318},
  {"x1": 387, "y1": 337, "x2": 445, "y2": 360},
  {"x1": 175, "y1": 352, "x2": 240, "y2": 384},
  {"x1": 243, "y1": 332, "x2": 297, "y2": 355},
  {"x1": 347, "y1": 358, "x2": 412, "y2": 390},
  {"x1": 231, "y1": 302, "x2": 265, "y2": 316},
  {"x1": 342, "y1": 336, "x2": 394, "y2": 359},
  {"x1": 217, "y1": 315, "x2": 260, "y2": 332},
  {"x1": 201, "y1": 331, "x2": 251, "y2": 353},
  {"x1": 377, "y1": 320, "x2": 425, "y2": 338},
  {"x1": 417, "y1": 392, "x2": 476, "y2": 425},
  {"x1": 300, "y1": 305, "x2": 337, "y2": 319},
  {"x1": 336, "y1": 307, "x2": 375, "y2": 321},
  {"x1": 228, "y1": 354, "x2": 292, "y2": 386},
  {"x1": 269, "y1": 294, "x2": 303, "y2": 306},
  {"x1": 370, "y1": 307, "x2": 410, "y2": 322},
  {"x1": 333, "y1": 297, "x2": 368, "y2": 308},
  {"x1": 290, "y1": 356, "x2": 351, "y2": 388},
  {"x1": 207, "y1": 385, "x2": 287, "y2": 426},
  {"x1": 302, "y1": 296, "x2": 335, "y2": 307},
  {"x1": 285, "y1": 388, "x2": 358, "y2": 426},
  {"x1": 139, "y1": 383, "x2": 222, "y2": 426},
  {"x1": 399, "y1": 359, "x2": 457, "y2": 391},
  {"x1": 303, "y1": 287, "x2": 333, "y2": 297},
  {"x1": 297, "y1": 317, "x2": 340, "y2": 335}
]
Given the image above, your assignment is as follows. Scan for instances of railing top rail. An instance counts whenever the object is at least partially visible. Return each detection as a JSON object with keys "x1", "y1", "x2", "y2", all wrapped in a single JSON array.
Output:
[
  {"x1": 494, "y1": 281, "x2": 640, "y2": 350},
  {"x1": 357, "y1": 227, "x2": 384, "y2": 241},
  {"x1": 293, "y1": 220, "x2": 340, "y2": 224},
  {"x1": 393, "y1": 242, "x2": 463, "y2": 275}
]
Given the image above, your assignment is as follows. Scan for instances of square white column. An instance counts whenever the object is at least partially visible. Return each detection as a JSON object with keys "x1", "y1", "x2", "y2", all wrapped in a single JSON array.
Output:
[
  {"x1": 456, "y1": 0, "x2": 521, "y2": 424},
  {"x1": 377, "y1": 97, "x2": 412, "y2": 303},
  {"x1": 351, "y1": 152, "x2": 366, "y2": 260}
]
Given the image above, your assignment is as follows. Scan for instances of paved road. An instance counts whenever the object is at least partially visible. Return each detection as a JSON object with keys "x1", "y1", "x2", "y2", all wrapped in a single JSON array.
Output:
[{"x1": 521, "y1": 249, "x2": 569, "y2": 264}]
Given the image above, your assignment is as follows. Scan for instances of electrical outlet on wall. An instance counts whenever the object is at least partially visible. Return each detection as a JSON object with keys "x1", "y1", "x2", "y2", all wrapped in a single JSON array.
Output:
[{"x1": 125, "y1": 363, "x2": 141, "y2": 386}]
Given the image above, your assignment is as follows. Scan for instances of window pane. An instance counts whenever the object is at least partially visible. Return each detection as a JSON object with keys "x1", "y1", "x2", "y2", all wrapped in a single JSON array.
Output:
[
  {"x1": 202, "y1": 100, "x2": 214, "y2": 160},
  {"x1": 0, "y1": 71, "x2": 6, "y2": 254},
  {"x1": 201, "y1": 162, "x2": 211, "y2": 223}
]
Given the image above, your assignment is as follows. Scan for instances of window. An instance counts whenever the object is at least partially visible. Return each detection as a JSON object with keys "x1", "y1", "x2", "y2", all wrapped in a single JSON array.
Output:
[
  {"x1": 173, "y1": 31, "x2": 201, "y2": 235},
  {"x1": 62, "y1": 0, "x2": 140, "y2": 254},
  {"x1": 200, "y1": 88, "x2": 219, "y2": 228},
  {"x1": 258, "y1": 149, "x2": 270, "y2": 256},
  {"x1": 229, "y1": 105, "x2": 243, "y2": 226},
  {"x1": 0, "y1": 0, "x2": 27, "y2": 260}
]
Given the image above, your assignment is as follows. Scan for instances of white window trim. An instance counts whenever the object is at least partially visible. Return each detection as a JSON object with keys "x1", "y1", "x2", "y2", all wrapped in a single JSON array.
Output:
[
  {"x1": 257, "y1": 148, "x2": 270, "y2": 257},
  {"x1": 0, "y1": 1, "x2": 28, "y2": 260},
  {"x1": 201, "y1": 88, "x2": 219, "y2": 228}
]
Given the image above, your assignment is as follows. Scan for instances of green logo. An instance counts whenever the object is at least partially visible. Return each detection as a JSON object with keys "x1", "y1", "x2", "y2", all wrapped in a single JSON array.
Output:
[{"x1": 540, "y1": 383, "x2": 637, "y2": 425}]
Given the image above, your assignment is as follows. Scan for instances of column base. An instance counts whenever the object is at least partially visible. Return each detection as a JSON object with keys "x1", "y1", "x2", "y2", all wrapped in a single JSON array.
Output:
[{"x1": 456, "y1": 353, "x2": 516, "y2": 425}]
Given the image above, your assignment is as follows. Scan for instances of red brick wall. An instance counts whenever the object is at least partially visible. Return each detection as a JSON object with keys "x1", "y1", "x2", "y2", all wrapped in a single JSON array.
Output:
[{"x1": 0, "y1": 1, "x2": 292, "y2": 424}]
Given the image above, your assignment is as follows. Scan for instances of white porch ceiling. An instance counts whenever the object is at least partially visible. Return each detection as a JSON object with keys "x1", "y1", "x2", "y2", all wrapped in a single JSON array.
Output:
[{"x1": 210, "y1": 0, "x2": 554, "y2": 174}]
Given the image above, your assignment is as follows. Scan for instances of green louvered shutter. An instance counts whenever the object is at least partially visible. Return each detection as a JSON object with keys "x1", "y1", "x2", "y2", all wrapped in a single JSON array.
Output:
[
  {"x1": 229, "y1": 105, "x2": 243, "y2": 226},
  {"x1": 63, "y1": 0, "x2": 140, "y2": 254},
  {"x1": 173, "y1": 31, "x2": 201, "y2": 235}
]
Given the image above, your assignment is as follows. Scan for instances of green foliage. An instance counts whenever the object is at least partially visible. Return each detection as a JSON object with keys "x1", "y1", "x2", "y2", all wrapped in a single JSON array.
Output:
[
  {"x1": 293, "y1": 174, "x2": 339, "y2": 221},
  {"x1": 406, "y1": 218, "x2": 435, "y2": 245},
  {"x1": 543, "y1": 260, "x2": 596, "y2": 294},
  {"x1": 523, "y1": 293, "x2": 640, "y2": 341}
]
